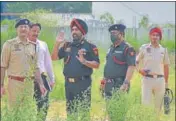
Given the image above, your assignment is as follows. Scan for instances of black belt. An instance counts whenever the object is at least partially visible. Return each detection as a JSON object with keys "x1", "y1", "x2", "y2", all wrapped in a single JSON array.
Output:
[
  {"x1": 66, "y1": 75, "x2": 90, "y2": 83},
  {"x1": 145, "y1": 74, "x2": 164, "y2": 78},
  {"x1": 105, "y1": 77, "x2": 125, "y2": 82}
]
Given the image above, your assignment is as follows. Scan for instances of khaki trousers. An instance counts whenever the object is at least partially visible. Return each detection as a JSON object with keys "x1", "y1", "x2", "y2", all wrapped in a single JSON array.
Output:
[
  {"x1": 7, "y1": 78, "x2": 34, "y2": 109},
  {"x1": 142, "y1": 77, "x2": 165, "y2": 112}
]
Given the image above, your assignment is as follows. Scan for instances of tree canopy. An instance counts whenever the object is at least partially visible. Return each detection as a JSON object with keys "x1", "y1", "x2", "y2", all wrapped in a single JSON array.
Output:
[{"x1": 1, "y1": 2, "x2": 92, "y2": 13}]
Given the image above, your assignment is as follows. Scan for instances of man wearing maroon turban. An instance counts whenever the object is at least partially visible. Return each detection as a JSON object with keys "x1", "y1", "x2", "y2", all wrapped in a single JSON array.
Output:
[
  {"x1": 136, "y1": 27, "x2": 170, "y2": 114},
  {"x1": 51, "y1": 18, "x2": 100, "y2": 120}
]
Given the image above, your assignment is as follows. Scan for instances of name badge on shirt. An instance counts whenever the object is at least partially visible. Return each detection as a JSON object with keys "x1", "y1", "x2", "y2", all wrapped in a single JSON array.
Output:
[
  {"x1": 65, "y1": 47, "x2": 71, "y2": 52},
  {"x1": 14, "y1": 44, "x2": 21, "y2": 51},
  {"x1": 114, "y1": 51, "x2": 123, "y2": 54}
]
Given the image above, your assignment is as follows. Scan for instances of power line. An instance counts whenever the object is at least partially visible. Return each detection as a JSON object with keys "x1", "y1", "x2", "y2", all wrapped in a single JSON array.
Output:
[
  {"x1": 119, "y1": 2, "x2": 159, "y2": 25},
  {"x1": 119, "y1": 2, "x2": 144, "y2": 17}
]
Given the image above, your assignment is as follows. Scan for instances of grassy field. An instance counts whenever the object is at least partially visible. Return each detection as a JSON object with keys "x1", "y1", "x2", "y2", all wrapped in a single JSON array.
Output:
[
  {"x1": 1, "y1": 19, "x2": 175, "y2": 121},
  {"x1": 44, "y1": 50, "x2": 175, "y2": 121},
  {"x1": 1, "y1": 47, "x2": 175, "y2": 121}
]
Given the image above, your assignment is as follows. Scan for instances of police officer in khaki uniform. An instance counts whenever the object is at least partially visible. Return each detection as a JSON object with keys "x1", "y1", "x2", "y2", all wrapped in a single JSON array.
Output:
[
  {"x1": 52, "y1": 18, "x2": 100, "y2": 120},
  {"x1": 136, "y1": 27, "x2": 170, "y2": 113},
  {"x1": 1, "y1": 19, "x2": 45, "y2": 108}
]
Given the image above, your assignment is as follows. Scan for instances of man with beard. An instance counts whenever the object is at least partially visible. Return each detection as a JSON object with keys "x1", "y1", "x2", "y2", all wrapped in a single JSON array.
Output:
[
  {"x1": 51, "y1": 18, "x2": 100, "y2": 120},
  {"x1": 1, "y1": 19, "x2": 45, "y2": 109},
  {"x1": 136, "y1": 27, "x2": 170, "y2": 114},
  {"x1": 28, "y1": 23, "x2": 55, "y2": 121}
]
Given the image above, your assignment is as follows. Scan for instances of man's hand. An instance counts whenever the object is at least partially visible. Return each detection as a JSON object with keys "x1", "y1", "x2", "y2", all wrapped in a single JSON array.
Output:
[
  {"x1": 100, "y1": 79, "x2": 106, "y2": 89},
  {"x1": 1, "y1": 86, "x2": 5, "y2": 98},
  {"x1": 39, "y1": 84, "x2": 47, "y2": 96},
  {"x1": 76, "y1": 49, "x2": 86, "y2": 64},
  {"x1": 139, "y1": 69, "x2": 150, "y2": 76},
  {"x1": 49, "y1": 81, "x2": 55, "y2": 89},
  {"x1": 56, "y1": 32, "x2": 65, "y2": 44},
  {"x1": 120, "y1": 84, "x2": 129, "y2": 92},
  {"x1": 120, "y1": 81, "x2": 130, "y2": 92}
]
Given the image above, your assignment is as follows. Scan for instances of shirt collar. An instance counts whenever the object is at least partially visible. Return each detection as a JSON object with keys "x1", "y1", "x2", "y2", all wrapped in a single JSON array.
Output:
[
  {"x1": 27, "y1": 39, "x2": 39, "y2": 45},
  {"x1": 16, "y1": 37, "x2": 30, "y2": 45},
  {"x1": 114, "y1": 40, "x2": 124, "y2": 48},
  {"x1": 149, "y1": 42, "x2": 161, "y2": 48}
]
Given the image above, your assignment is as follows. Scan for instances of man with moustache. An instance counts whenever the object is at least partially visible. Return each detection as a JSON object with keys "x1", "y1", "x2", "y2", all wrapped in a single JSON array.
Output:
[
  {"x1": 1, "y1": 19, "x2": 45, "y2": 109},
  {"x1": 136, "y1": 27, "x2": 170, "y2": 114},
  {"x1": 51, "y1": 18, "x2": 100, "y2": 120},
  {"x1": 28, "y1": 23, "x2": 55, "y2": 121}
]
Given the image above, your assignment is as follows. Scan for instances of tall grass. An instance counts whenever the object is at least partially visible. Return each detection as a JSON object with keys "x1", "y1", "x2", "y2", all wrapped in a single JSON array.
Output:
[{"x1": 1, "y1": 19, "x2": 175, "y2": 121}]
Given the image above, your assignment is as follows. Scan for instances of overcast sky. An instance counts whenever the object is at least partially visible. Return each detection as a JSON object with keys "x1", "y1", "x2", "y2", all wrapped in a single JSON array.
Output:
[{"x1": 92, "y1": 2, "x2": 175, "y2": 27}]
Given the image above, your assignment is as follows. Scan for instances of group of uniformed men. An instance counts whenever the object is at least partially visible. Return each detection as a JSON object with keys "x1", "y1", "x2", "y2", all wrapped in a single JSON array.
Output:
[{"x1": 1, "y1": 18, "x2": 170, "y2": 121}]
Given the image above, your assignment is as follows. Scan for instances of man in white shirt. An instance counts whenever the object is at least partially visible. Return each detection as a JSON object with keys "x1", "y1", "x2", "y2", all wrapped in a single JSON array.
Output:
[{"x1": 28, "y1": 23, "x2": 55, "y2": 121}]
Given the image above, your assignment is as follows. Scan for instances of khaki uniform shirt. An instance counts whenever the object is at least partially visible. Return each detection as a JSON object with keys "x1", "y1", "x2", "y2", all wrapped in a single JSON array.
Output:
[
  {"x1": 1, "y1": 37, "x2": 38, "y2": 77},
  {"x1": 136, "y1": 43, "x2": 170, "y2": 75}
]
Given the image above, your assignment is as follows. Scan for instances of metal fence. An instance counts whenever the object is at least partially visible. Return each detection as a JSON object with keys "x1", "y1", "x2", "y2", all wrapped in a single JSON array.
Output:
[{"x1": 57, "y1": 26, "x2": 175, "y2": 43}]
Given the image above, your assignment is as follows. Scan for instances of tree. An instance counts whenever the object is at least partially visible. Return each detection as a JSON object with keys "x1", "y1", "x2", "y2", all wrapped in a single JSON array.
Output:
[
  {"x1": 116, "y1": 19, "x2": 125, "y2": 24},
  {"x1": 2, "y1": 2, "x2": 92, "y2": 13},
  {"x1": 139, "y1": 15, "x2": 149, "y2": 28},
  {"x1": 148, "y1": 23, "x2": 160, "y2": 29},
  {"x1": 162, "y1": 22, "x2": 175, "y2": 28},
  {"x1": 20, "y1": 9, "x2": 60, "y2": 27},
  {"x1": 99, "y1": 12, "x2": 114, "y2": 24}
]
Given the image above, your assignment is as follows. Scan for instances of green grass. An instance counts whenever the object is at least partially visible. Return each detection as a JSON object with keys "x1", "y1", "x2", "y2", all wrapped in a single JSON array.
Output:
[
  {"x1": 1, "y1": 19, "x2": 175, "y2": 121},
  {"x1": 45, "y1": 49, "x2": 175, "y2": 121}
]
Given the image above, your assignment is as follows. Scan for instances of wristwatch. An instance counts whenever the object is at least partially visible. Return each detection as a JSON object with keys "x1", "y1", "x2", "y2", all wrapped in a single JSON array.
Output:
[{"x1": 123, "y1": 80, "x2": 130, "y2": 87}]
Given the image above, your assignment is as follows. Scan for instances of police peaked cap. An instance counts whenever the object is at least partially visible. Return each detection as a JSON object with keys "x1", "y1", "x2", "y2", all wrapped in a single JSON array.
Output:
[
  {"x1": 70, "y1": 18, "x2": 88, "y2": 35},
  {"x1": 109, "y1": 24, "x2": 126, "y2": 32},
  {"x1": 15, "y1": 19, "x2": 30, "y2": 28}
]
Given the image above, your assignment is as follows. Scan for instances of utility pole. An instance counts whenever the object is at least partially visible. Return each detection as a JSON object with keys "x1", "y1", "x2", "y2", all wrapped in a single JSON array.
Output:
[{"x1": 133, "y1": 16, "x2": 137, "y2": 40}]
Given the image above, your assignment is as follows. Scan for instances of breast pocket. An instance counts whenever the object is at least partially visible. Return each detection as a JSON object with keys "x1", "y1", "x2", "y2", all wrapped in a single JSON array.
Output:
[
  {"x1": 159, "y1": 53, "x2": 164, "y2": 63},
  {"x1": 64, "y1": 52, "x2": 71, "y2": 65},
  {"x1": 11, "y1": 49, "x2": 23, "y2": 59},
  {"x1": 24, "y1": 46, "x2": 36, "y2": 63}
]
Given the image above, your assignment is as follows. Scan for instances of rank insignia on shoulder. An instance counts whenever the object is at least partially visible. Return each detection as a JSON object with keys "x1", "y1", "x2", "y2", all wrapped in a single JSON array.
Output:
[
  {"x1": 146, "y1": 47, "x2": 151, "y2": 53},
  {"x1": 93, "y1": 48, "x2": 99, "y2": 56}
]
